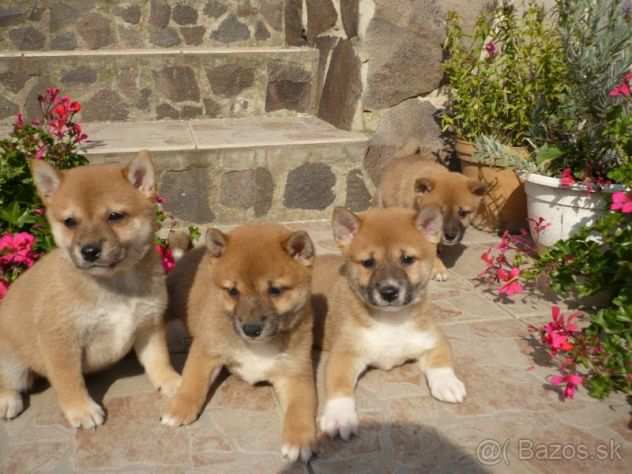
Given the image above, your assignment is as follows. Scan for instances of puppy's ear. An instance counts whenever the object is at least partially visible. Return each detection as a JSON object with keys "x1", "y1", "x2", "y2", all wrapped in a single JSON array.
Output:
[
  {"x1": 468, "y1": 179, "x2": 487, "y2": 196},
  {"x1": 415, "y1": 205, "x2": 443, "y2": 244},
  {"x1": 332, "y1": 207, "x2": 361, "y2": 250},
  {"x1": 31, "y1": 159, "x2": 62, "y2": 205},
  {"x1": 284, "y1": 231, "x2": 315, "y2": 267},
  {"x1": 414, "y1": 177, "x2": 434, "y2": 195},
  {"x1": 205, "y1": 228, "x2": 228, "y2": 258},
  {"x1": 125, "y1": 150, "x2": 156, "y2": 198}
]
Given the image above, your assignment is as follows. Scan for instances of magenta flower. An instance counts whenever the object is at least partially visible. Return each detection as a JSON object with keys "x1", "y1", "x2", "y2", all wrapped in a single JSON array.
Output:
[
  {"x1": 484, "y1": 41, "x2": 497, "y2": 57},
  {"x1": 559, "y1": 168, "x2": 576, "y2": 187},
  {"x1": 0, "y1": 232, "x2": 38, "y2": 268},
  {"x1": 609, "y1": 82, "x2": 631, "y2": 97},
  {"x1": 14, "y1": 113, "x2": 24, "y2": 129},
  {"x1": 610, "y1": 191, "x2": 632, "y2": 213},
  {"x1": 550, "y1": 373, "x2": 583, "y2": 399},
  {"x1": 155, "y1": 244, "x2": 175, "y2": 273},
  {"x1": 34, "y1": 144, "x2": 47, "y2": 160}
]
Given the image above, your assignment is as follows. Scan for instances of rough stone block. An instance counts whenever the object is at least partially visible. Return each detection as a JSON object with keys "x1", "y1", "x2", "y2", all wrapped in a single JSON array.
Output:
[{"x1": 284, "y1": 162, "x2": 336, "y2": 210}]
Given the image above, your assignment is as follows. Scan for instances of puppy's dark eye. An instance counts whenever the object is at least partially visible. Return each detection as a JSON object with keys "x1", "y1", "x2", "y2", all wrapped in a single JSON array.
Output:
[
  {"x1": 63, "y1": 217, "x2": 77, "y2": 229},
  {"x1": 268, "y1": 286, "x2": 284, "y2": 297},
  {"x1": 458, "y1": 208, "x2": 472, "y2": 218},
  {"x1": 401, "y1": 255, "x2": 416, "y2": 266},
  {"x1": 361, "y1": 257, "x2": 376, "y2": 269},
  {"x1": 108, "y1": 211, "x2": 126, "y2": 223},
  {"x1": 226, "y1": 287, "x2": 239, "y2": 297}
]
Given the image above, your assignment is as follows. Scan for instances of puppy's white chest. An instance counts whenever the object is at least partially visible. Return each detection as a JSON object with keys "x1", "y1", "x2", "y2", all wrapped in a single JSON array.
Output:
[
  {"x1": 231, "y1": 347, "x2": 281, "y2": 385},
  {"x1": 360, "y1": 321, "x2": 436, "y2": 370}
]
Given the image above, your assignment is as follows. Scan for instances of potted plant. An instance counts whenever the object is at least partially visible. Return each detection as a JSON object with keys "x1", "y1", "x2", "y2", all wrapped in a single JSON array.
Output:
[
  {"x1": 523, "y1": 0, "x2": 632, "y2": 247},
  {"x1": 442, "y1": 1, "x2": 568, "y2": 233}
]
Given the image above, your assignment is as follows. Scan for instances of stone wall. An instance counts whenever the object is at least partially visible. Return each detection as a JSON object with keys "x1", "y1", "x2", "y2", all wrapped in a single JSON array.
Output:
[{"x1": 0, "y1": 0, "x2": 285, "y2": 51}]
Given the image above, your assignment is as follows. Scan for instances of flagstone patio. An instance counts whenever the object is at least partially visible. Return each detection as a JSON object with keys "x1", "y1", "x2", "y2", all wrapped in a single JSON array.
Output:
[{"x1": 0, "y1": 223, "x2": 629, "y2": 474}]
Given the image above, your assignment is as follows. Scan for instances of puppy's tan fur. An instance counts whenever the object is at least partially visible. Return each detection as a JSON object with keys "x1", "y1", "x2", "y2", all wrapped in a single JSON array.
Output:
[
  {"x1": 162, "y1": 223, "x2": 317, "y2": 463},
  {"x1": 313, "y1": 207, "x2": 466, "y2": 440},
  {"x1": 0, "y1": 152, "x2": 180, "y2": 428},
  {"x1": 376, "y1": 154, "x2": 486, "y2": 280}
]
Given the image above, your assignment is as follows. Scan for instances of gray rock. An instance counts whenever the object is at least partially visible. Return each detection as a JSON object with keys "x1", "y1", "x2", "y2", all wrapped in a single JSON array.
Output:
[
  {"x1": 284, "y1": 162, "x2": 336, "y2": 210},
  {"x1": 8, "y1": 26, "x2": 45, "y2": 50},
  {"x1": 0, "y1": 69, "x2": 29, "y2": 94},
  {"x1": 237, "y1": 0, "x2": 258, "y2": 17},
  {"x1": 82, "y1": 90, "x2": 129, "y2": 121},
  {"x1": 50, "y1": 32, "x2": 77, "y2": 50},
  {"x1": 219, "y1": 168, "x2": 274, "y2": 216},
  {"x1": 156, "y1": 103, "x2": 180, "y2": 119},
  {"x1": 180, "y1": 26, "x2": 206, "y2": 45},
  {"x1": 173, "y1": 4, "x2": 198, "y2": 25},
  {"x1": 210, "y1": 14, "x2": 250, "y2": 43},
  {"x1": 149, "y1": 0, "x2": 171, "y2": 28},
  {"x1": 206, "y1": 63, "x2": 255, "y2": 97},
  {"x1": 49, "y1": 1, "x2": 81, "y2": 32},
  {"x1": 23, "y1": 78, "x2": 49, "y2": 122},
  {"x1": 306, "y1": 0, "x2": 337, "y2": 41},
  {"x1": 137, "y1": 88, "x2": 152, "y2": 111},
  {"x1": 154, "y1": 66, "x2": 200, "y2": 103},
  {"x1": 318, "y1": 39, "x2": 362, "y2": 130},
  {"x1": 203, "y1": 98, "x2": 222, "y2": 117},
  {"x1": 364, "y1": 99, "x2": 443, "y2": 184},
  {"x1": 61, "y1": 66, "x2": 97, "y2": 85},
  {"x1": 345, "y1": 169, "x2": 371, "y2": 212},
  {"x1": 181, "y1": 105, "x2": 204, "y2": 119},
  {"x1": 150, "y1": 27, "x2": 181, "y2": 47},
  {"x1": 255, "y1": 21, "x2": 271, "y2": 41},
  {"x1": 341, "y1": 0, "x2": 359, "y2": 38},
  {"x1": 161, "y1": 168, "x2": 215, "y2": 223},
  {"x1": 284, "y1": 0, "x2": 306, "y2": 46},
  {"x1": 260, "y1": 0, "x2": 283, "y2": 31},
  {"x1": 77, "y1": 13, "x2": 114, "y2": 49},
  {"x1": 204, "y1": 0, "x2": 228, "y2": 18},
  {"x1": 266, "y1": 61, "x2": 312, "y2": 113},
  {"x1": 0, "y1": 96, "x2": 18, "y2": 120},
  {"x1": 314, "y1": 35, "x2": 339, "y2": 99},
  {"x1": 114, "y1": 5, "x2": 142, "y2": 25},
  {"x1": 0, "y1": 6, "x2": 26, "y2": 27}
]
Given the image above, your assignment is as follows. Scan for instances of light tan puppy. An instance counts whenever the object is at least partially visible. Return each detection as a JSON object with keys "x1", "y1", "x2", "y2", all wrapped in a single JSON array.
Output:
[
  {"x1": 376, "y1": 154, "x2": 486, "y2": 281},
  {"x1": 313, "y1": 207, "x2": 466, "y2": 440},
  {"x1": 0, "y1": 152, "x2": 181, "y2": 428},
  {"x1": 162, "y1": 223, "x2": 317, "y2": 463}
]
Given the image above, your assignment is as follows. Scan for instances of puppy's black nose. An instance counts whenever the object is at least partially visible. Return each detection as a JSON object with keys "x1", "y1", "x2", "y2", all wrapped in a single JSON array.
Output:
[
  {"x1": 242, "y1": 323, "x2": 263, "y2": 338},
  {"x1": 81, "y1": 244, "x2": 102, "y2": 262},
  {"x1": 379, "y1": 285, "x2": 400, "y2": 302},
  {"x1": 444, "y1": 231, "x2": 459, "y2": 241}
]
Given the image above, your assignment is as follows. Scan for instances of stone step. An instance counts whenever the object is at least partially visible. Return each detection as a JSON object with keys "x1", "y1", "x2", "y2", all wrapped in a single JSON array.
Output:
[
  {"x1": 0, "y1": 47, "x2": 319, "y2": 124},
  {"x1": 0, "y1": 0, "x2": 285, "y2": 51},
  {"x1": 82, "y1": 114, "x2": 371, "y2": 224}
]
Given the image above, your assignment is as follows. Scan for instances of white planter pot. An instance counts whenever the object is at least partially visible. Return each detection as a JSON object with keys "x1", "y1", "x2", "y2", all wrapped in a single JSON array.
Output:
[{"x1": 525, "y1": 173, "x2": 624, "y2": 248}]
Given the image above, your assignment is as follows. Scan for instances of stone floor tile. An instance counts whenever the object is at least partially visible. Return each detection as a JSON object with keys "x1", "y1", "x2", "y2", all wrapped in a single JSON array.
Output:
[
  {"x1": 433, "y1": 291, "x2": 514, "y2": 323},
  {"x1": 317, "y1": 412, "x2": 386, "y2": 461},
  {"x1": 206, "y1": 374, "x2": 277, "y2": 412},
  {"x1": 1, "y1": 441, "x2": 72, "y2": 474},
  {"x1": 190, "y1": 452, "x2": 300, "y2": 473}
]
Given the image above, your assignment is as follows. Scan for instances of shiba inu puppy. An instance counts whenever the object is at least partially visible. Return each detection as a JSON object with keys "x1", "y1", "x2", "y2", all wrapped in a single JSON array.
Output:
[
  {"x1": 0, "y1": 151, "x2": 181, "y2": 428},
  {"x1": 162, "y1": 223, "x2": 317, "y2": 463},
  {"x1": 313, "y1": 206, "x2": 466, "y2": 440},
  {"x1": 376, "y1": 154, "x2": 487, "y2": 281}
]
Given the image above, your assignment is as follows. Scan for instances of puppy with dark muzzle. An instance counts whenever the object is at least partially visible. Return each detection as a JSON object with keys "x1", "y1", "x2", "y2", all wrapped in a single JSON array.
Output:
[
  {"x1": 376, "y1": 153, "x2": 487, "y2": 281},
  {"x1": 162, "y1": 223, "x2": 317, "y2": 463},
  {"x1": 313, "y1": 206, "x2": 466, "y2": 440},
  {"x1": 0, "y1": 152, "x2": 181, "y2": 428}
]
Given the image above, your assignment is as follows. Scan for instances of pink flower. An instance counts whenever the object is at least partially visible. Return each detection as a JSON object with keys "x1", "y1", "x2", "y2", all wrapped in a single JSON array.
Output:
[
  {"x1": 560, "y1": 168, "x2": 576, "y2": 187},
  {"x1": 34, "y1": 144, "x2": 47, "y2": 160},
  {"x1": 0, "y1": 279, "x2": 8, "y2": 300},
  {"x1": 0, "y1": 232, "x2": 38, "y2": 268},
  {"x1": 484, "y1": 41, "x2": 497, "y2": 57},
  {"x1": 155, "y1": 244, "x2": 175, "y2": 273},
  {"x1": 609, "y1": 82, "x2": 631, "y2": 97},
  {"x1": 14, "y1": 113, "x2": 24, "y2": 129},
  {"x1": 498, "y1": 267, "x2": 524, "y2": 296},
  {"x1": 155, "y1": 194, "x2": 166, "y2": 204},
  {"x1": 610, "y1": 191, "x2": 632, "y2": 213},
  {"x1": 69, "y1": 101, "x2": 81, "y2": 113},
  {"x1": 550, "y1": 373, "x2": 583, "y2": 399}
]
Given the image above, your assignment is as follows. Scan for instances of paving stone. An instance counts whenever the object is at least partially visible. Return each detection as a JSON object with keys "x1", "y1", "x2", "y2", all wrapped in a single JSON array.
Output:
[
  {"x1": 203, "y1": 97, "x2": 222, "y2": 117},
  {"x1": 77, "y1": 13, "x2": 114, "y2": 49},
  {"x1": 0, "y1": 6, "x2": 27, "y2": 27},
  {"x1": 0, "y1": 96, "x2": 18, "y2": 120},
  {"x1": 345, "y1": 169, "x2": 371, "y2": 212},
  {"x1": 306, "y1": 0, "x2": 338, "y2": 41},
  {"x1": 150, "y1": 27, "x2": 181, "y2": 47},
  {"x1": 341, "y1": 0, "x2": 359, "y2": 38},
  {"x1": 204, "y1": 0, "x2": 228, "y2": 18},
  {"x1": 50, "y1": 32, "x2": 77, "y2": 50},
  {"x1": 82, "y1": 89, "x2": 129, "y2": 121},
  {"x1": 149, "y1": 0, "x2": 171, "y2": 28},
  {"x1": 285, "y1": 0, "x2": 307, "y2": 46},
  {"x1": 114, "y1": 5, "x2": 142, "y2": 25},
  {"x1": 206, "y1": 63, "x2": 255, "y2": 97},
  {"x1": 154, "y1": 66, "x2": 199, "y2": 102},
  {"x1": 9, "y1": 26, "x2": 46, "y2": 50},
  {"x1": 160, "y1": 167, "x2": 215, "y2": 223},
  {"x1": 255, "y1": 21, "x2": 271, "y2": 40},
  {"x1": 260, "y1": 0, "x2": 284, "y2": 31},
  {"x1": 266, "y1": 61, "x2": 313, "y2": 113},
  {"x1": 156, "y1": 103, "x2": 179, "y2": 120},
  {"x1": 172, "y1": 4, "x2": 198, "y2": 25},
  {"x1": 180, "y1": 105, "x2": 204, "y2": 119},
  {"x1": 284, "y1": 162, "x2": 336, "y2": 210},
  {"x1": 0, "y1": 68, "x2": 29, "y2": 94},
  {"x1": 180, "y1": 25, "x2": 206, "y2": 45},
  {"x1": 61, "y1": 66, "x2": 97, "y2": 85},
  {"x1": 210, "y1": 14, "x2": 251, "y2": 43}
]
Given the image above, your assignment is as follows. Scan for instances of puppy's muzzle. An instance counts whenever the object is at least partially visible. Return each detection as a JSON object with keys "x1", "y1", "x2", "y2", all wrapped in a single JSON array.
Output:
[
  {"x1": 242, "y1": 322, "x2": 264, "y2": 339},
  {"x1": 80, "y1": 242, "x2": 102, "y2": 262}
]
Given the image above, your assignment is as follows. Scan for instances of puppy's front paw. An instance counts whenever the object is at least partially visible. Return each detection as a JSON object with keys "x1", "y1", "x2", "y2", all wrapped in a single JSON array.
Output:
[
  {"x1": 0, "y1": 391, "x2": 24, "y2": 420},
  {"x1": 157, "y1": 373, "x2": 182, "y2": 398},
  {"x1": 426, "y1": 367, "x2": 466, "y2": 403},
  {"x1": 281, "y1": 437, "x2": 315, "y2": 463},
  {"x1": 161, "y1": 397, "x2": 200, "y2": 427},
  {"x1": 319, "y1": 397, "x2": 358, "y2": 440},
  {"x1": 63, "y1": 398, "x2": 105, "y2": 429},
  {"x1": 432, "y1": 258, "x2": 449, "y2": 282}
]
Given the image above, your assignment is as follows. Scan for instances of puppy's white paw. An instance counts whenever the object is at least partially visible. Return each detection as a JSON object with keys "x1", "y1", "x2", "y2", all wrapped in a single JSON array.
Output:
[
  {"x1": 0, "y1": 391, "x2": 24, "y2": 420},
  {"x1": 63, "y1": 398, "x2": 105, "y2": 429},
  {"x1": 281, "y1": 443, "x2": 313, "y2": 463},
  {"x1": 432, "y1": 270, "x2": 449, "y2": 282},
  {"x1": 426, "y1": 367, "x2": 466, "y2": 403},
  {"x1": 157, "y1": 373, "x2": 182, "y2": 398},
  {"x1": 319, "y1": 397, "x2": 358, "y2": 440}
]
